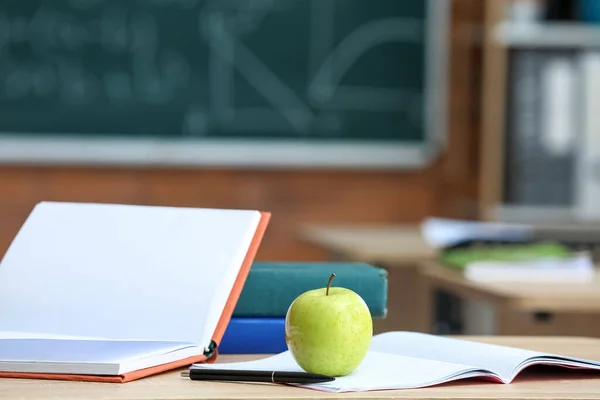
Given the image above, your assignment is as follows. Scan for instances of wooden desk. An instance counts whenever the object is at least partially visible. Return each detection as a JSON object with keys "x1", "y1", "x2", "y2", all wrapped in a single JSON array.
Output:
[
  {"x1": 300, "y1": 225, "x2": 437, "y2": 334},
  {"x1": 301, "y1": 225, "x2": 436, "y2": 263},
  {"x1": 421, "y1": 262, "x2": 600, "y2": 336},
  {"x1": 3, "y1": 336, "x2": 600, "y2": 400}
]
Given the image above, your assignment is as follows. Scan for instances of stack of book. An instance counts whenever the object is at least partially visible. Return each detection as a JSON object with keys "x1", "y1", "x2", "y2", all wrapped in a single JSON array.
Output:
[
  {"x1": 422, "y1": 217, "x2": 598, "y2": 333},
  {"x1": 423, "y1": 217, "x2": 597, "y2": 283},
  {"x1": 495, "y1": 1, "x2": 600, "y2": 221},
  {"x1": 219, "y1": 262, "x2": 388, "y2": 354},
  {"x1": 0, "y1": 202, "x2": 389, "y2": 382}
]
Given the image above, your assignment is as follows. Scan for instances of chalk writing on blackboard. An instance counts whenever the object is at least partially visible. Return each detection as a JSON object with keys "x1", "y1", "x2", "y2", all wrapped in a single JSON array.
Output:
[{"x1": 0, "y1": 0, "x2": 428, "y2": 142}]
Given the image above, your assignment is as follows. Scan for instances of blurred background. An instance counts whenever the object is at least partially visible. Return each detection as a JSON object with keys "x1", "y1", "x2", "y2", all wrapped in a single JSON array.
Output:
[{"x1": 1, "y1": 0, "x2": 600, "y2": 338}]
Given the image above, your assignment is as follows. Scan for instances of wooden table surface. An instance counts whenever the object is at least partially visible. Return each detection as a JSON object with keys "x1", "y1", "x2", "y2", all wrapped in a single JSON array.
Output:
[
  {"x1": 3, "y1": 336, "x2": 600, "y2": 400},
  {"x1": 422, "y1": 261, "x2": 600, "y2": 312},
  {"x1": 300, "y1": 224, "x2": 436, "y2": 264}
]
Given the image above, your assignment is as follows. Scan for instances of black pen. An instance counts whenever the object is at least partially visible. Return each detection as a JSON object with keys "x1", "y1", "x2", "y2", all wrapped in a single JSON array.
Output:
[{"x1": 181, "y1": 368, "x2": 335, "y2": 384}]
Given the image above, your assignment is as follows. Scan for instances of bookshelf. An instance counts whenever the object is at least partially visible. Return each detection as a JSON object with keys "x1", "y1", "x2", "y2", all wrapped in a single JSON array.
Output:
[
  {"x1": 496, "y1": 22, "x2": 600, "y2": 48},
  {"x1": 478, "y1": 0, "x2": 600, "y2": 224},
  {"x1": 479, "y1": 0, "x2": 509, "y2": 221}
]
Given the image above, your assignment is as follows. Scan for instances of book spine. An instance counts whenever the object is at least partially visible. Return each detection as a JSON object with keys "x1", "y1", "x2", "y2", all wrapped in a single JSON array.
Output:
[
  {"x1": 219, "y1": 318, "x2": 287, "y2": 354},
  {"x1": 505, "y1": 50, "x2": 540, "y2": 204},
  {"x1": 575, "y1": 51, "x2": 600, "y2": 221},
  {"x1": 233, "y1": 263, "x2": 388, "y2": 318},
  {"x1": 537, "y1": 51, "x2": 577, "y2": 206},
  {"x1": 505, "y1": 50, "x2": 578, "y2": 207}
]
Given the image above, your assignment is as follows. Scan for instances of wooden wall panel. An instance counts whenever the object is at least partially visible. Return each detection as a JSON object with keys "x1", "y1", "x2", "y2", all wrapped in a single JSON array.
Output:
[
  {"x1": 0, "y1": 167, "x2": 439, "y2": 261},
  {"x1": 433, "y1": 0, "x2": 485, "y2": 219},
  {"x1": 0, "y1": 0, "x2": 484, "y2": 262}
]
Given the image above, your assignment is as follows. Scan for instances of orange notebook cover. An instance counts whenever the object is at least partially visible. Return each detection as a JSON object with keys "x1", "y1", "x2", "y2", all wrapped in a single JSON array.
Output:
[{"x1": 0, "y1": 208, "x2": 271, "y2": 383}]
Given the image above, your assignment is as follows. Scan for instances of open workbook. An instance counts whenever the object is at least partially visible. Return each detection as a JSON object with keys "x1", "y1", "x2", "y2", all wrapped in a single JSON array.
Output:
[
  {"x1": 192, "y1": 331, "x2": 600, "y2": 393},
  {"x1": 0, "y1": 201, "x2": 270, "y2": 382}
]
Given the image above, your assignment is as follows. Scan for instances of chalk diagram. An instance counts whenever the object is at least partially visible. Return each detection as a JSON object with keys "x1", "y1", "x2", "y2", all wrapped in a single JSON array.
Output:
[
  {"x1": 195, "y1": 0, "x2": 424, "y2": 137},
  {"x1": 0, "y1": 0, "x2": 426, "y2": 139}
]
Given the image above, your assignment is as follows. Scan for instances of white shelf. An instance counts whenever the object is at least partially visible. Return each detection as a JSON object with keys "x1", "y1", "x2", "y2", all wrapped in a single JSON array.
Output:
[
  {"x1": 495, "y1": 22, "x2": 600, "y2": 48},
  {"x1": 493, "y1": 205, "x2": 577, "y2": 223}
]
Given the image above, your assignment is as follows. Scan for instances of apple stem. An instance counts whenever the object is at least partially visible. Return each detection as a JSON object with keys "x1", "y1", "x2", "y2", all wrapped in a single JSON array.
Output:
[{"x1": 326, "y1": 273, "x2": 336, "y2": 296}]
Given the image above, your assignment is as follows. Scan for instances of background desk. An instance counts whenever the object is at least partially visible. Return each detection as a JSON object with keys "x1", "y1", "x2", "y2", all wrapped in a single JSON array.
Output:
[
  {"x1": 2, "y1": 336, "x2": 600, "y2": 400},
  {"x1": 421, "y1": 262, "x2": 600, "y2": 337},
  {"x1": 300, "y1": 224, "x2": 437, "y2": 333}
]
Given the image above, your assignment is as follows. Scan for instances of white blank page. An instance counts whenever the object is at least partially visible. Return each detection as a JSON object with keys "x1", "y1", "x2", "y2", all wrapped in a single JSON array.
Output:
[
  {"x1": 193, "y1": 350, "x2": 483, "y2": 393},
  {"x1": 371, "y1": 332, "x2": 542, "y2": 380},
  {"x1": 0, "y1": 202, "x2": 261, "y2": 347},
  {"x1": 0, "y1": 339, "x2": 193, "y2": 364}
]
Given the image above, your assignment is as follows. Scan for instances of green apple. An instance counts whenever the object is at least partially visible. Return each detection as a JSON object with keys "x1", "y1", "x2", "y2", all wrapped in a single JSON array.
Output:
[{"x1": 285, "y1": 273, "x2": 372, "y2": 377}]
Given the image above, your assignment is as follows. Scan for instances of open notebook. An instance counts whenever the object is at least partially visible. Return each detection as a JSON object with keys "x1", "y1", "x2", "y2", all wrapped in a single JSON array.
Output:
[
  {"x1": 192, "y1": 331, "x2": 600, "y2": 392},
  {"x1": 0, "y1": 201, "x2": 270, "y2": 382}
]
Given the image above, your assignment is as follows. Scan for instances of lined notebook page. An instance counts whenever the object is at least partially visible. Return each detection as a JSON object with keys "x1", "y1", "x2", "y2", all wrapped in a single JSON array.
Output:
[
  {"x1": 370, "y1": 332, "x2": 542, "y2": 380},
  {"x1": 192, "y1": 350, "x2": 483, "y2": 392}
]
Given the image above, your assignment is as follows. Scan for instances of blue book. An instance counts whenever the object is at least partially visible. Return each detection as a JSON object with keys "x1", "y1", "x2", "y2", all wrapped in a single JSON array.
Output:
[{"x1": 218, "y1": 318, "x2": 287, "y2": 354}]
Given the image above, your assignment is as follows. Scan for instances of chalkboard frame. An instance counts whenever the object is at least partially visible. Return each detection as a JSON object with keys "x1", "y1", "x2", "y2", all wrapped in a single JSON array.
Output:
[{"x1": 0, "y1": 0, "x2": 450, "y2": 169}]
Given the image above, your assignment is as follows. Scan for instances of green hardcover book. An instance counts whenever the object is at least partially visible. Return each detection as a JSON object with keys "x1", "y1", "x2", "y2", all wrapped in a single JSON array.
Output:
[
  {"x1": 233, "y1": 262, "x2": 388, "y2": 318},
  {"x1": 440, "y1": 242, "x2": 571, "y2": 270}
]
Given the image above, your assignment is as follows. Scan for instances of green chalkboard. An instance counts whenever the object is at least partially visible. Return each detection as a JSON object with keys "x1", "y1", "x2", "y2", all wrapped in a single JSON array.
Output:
[{"x1": 0, "y1": 0, "x2": 448, "y2": 167}]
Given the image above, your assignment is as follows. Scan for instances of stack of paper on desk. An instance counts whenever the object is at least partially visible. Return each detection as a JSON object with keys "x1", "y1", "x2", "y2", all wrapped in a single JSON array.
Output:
[
  {"x1": 192, "y1": 331, "x2": 600, "y2": 393},
  {"x1": 0, "y1": 201, "x2": 270, "y2": 382},
  {"x1": 463, "y1": 252, "x2": 595, "y2": 283}
]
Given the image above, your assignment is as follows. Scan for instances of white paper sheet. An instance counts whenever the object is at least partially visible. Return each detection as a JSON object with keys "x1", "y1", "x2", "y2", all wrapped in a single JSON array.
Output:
[
  {"x1": 193, "y1": 332, "x2": 600, "y2": 392},
  {"x1": 0, "y1": 339, "x2": 194, "y2": 363},
  {"x1": 370, "y1": 332, "x2": 542, "y2": 381},
  {"x1": 193, "y1": 350, "x2": 483, "y2": 393},
  {"x1": 420, "y1": 218, "x2": 533, "y2": 248},
  {"x1": 0, "y1": 202, "x2": 261, "y2": 349}
]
